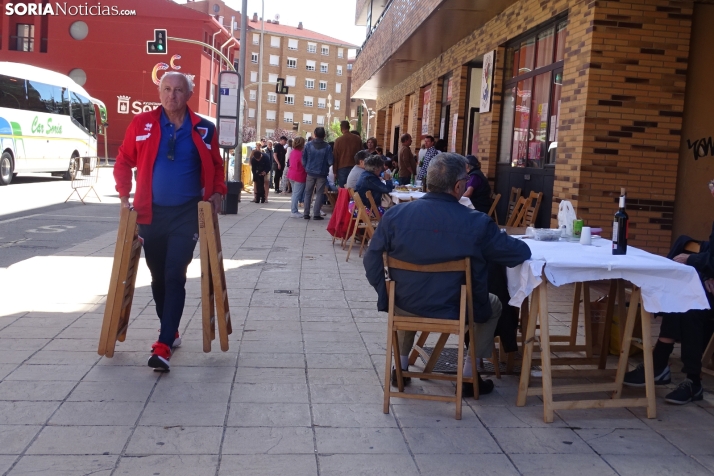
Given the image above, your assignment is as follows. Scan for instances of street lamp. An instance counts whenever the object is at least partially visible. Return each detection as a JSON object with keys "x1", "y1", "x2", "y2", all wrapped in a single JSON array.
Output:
[{"x1": 361, "y1": 99, "x2": 374, "y2": 138}]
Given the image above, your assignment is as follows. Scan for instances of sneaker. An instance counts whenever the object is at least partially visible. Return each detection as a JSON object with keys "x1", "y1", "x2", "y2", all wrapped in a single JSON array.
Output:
[
  {"x1": 155, "y1": 331, "x2": 181, "y2": 349},
  {"x1": 623, "y1": 363, "x2": 671, "y2": 387},
  {"x1": 148, "y1": 342, "x2": 171, "y2": 371},
  {"x1": 290, "y1": 212, "x2": 303, "y2": 218},
  {"x1": 313, "y1": 216, "x2": 324, "y2": 221},
  {"x1": 320, "y1": 210, "x2": 327, "y2": 217},
  {"x1": 390, "y1": 367, "x2": 411, "y2": 387},
  {"x1": 462, "y1": 373, "x2": 494, "y2": 397},
  {"x1": 665, "y1": 379, "x2": 703, "y2": 405}
]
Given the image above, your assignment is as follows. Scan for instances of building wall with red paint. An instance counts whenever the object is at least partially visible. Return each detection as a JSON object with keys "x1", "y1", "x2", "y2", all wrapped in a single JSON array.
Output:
[{"x1": 0, "y1": 0, "x2": 237, "y2": 156}]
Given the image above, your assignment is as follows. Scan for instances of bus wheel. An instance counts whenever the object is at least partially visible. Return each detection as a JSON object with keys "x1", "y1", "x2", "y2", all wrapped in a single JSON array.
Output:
[
  {"x1": 0, "y1": 152, "x2": 13, "y2": 186},
  {"x1": 63, "y1": 155, "x2": 80, "y2": 181}
]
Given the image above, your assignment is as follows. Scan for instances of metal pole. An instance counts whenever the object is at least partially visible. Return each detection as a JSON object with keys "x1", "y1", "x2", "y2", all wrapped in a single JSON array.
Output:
[
  {"x1": 208, "y1": 30, "x2": 220, "y2": 117},
  {"x1": 235, "y1": 0, "x2": 247, "y2": 184},
  {"x1": 256, "y1": 0, "x2": 264, "y2": 140}
]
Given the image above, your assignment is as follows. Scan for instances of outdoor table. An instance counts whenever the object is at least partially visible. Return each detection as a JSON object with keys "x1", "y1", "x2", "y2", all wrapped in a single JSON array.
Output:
[
  {"x1": 389, "y1": 191, "x2": 475, "y2": 209},
  {"x1": 506, "y1": 236, "x2": 709, "y2": 422}
]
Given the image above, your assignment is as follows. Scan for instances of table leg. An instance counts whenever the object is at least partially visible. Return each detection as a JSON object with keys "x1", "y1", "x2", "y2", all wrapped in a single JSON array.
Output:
[
  {"x1": 517, "y1": 286, "x2": 539, "y2": 407},
  {"x1": 582, "y1": 283, "x2": 593, "y2": 358},
  {"x1": 569, "y1": 282, "x2": 582, "y2": 347},
  {"x1": 598, "y1": 280, "x2": 618, "y2": 369},
  {"x1": 640, "y1": 307, "x2": 657, "y2": 419},
  {"x1": 538, "y1": 280, "x2": 554, "y2": 423},
  {"x1": 613, "y1": 287, "x2": 640, "y2": 399}
]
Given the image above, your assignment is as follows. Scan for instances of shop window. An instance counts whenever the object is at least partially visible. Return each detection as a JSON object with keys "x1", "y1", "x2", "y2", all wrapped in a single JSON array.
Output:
[{"x1": 500, "y1": 18, "x2": 567, "y2": 168}]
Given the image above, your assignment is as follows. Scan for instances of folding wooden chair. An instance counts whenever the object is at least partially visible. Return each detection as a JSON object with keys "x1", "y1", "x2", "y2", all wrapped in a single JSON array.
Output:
[
  {"x1": 514, "y1": 191, "x2": 543, "y2": 227},
  {"x1": 325, "y1": 190, "x2": 338, "y2": 207},
  {"x1": 488, "y1": 193, "x2": 501, "y2": 224},
  {"x1": 506, "y1": 196, "x2": 526, "y2": 227},
  {"x1": 383, "y1": 255, "x2": 479, "y2": 419},
  {"x1": 365, "y1": 190, "x2": 382, "y2": 223},
  {"x1": 345, "y1": 193, "x2": 377, "y2": 262},
  {"x1": 505, "y1": 187, "x2": 522, "y2": 224}
]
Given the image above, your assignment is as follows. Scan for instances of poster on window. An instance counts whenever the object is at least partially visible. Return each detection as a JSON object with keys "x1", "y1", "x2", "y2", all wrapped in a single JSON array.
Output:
[
  {"x1": 421, "y1": 87, "x2": 431, "y2": 135},
  {"x1": 480, "y1": 51, "x2": 495, "y2": 113},
  {"x1": 450, "y1": 113, "x2": 458, "y2": 152}
]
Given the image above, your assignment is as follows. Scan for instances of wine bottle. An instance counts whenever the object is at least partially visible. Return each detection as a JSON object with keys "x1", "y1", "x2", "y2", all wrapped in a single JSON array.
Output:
[{"x1": 612, "y1": 187, "x2": 629, "y2": 255}]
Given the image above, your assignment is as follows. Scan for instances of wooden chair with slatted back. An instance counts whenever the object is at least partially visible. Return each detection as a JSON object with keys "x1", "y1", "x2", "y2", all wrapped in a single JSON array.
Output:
[
  {"x1": 488, "y1": 193, "x2": 501, "y2": 224},
  {"x1": 341, "y1": 188, "x2": 357, "y2": 249},
  {"x1": 506, "y1": 187, "x2": 522, "y2": 224},
  {"x1": 365, "y1": 190, "x2": 382, "y2": 223},
  {"x1": 506, "y1": 196, "x2": 526, "y2": 227},
  {"x1": 682, "y1": 240, "x2": 714, "y2": 376},
  {"x1": 515, "y1": 191, "x2": 543, "y2": 227},
  {"x1": 383, "y1": 255, "x2": 479, "y2": 420},
  {"x1": 345, "y1": 193, "x2": 377, "y2": 262}
]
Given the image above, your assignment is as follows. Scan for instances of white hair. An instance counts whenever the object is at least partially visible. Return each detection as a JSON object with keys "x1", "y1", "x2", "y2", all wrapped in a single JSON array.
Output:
[{"x1": 159, "y1": 72, "x2": 194, "y2": 92}]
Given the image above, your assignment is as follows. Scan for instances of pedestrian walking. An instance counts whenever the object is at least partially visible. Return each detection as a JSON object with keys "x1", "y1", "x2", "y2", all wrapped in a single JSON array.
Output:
[
  {"x1": 287, "y1": 136, "x2": 307, "y2": 217},
  {"x1": 113, "y1": 71, "x2": 226, "y2": 371},
  {"x1": 302, "y1": 127, "x2": 333, "y2": 221}
]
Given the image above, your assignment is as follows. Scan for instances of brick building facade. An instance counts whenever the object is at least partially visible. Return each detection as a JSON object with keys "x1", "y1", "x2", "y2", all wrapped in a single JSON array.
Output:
[{"x1": 352, "y1": 0, "x2": 714, "y2": 255}]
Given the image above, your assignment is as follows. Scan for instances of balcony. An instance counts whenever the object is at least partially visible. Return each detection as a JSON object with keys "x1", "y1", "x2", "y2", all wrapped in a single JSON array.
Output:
[{"x1": 352, "y1": 0, "x2": 519, "y2": 99}]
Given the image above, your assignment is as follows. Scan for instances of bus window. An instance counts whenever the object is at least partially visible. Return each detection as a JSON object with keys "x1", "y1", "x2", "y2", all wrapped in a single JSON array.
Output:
[
  {"x1": 81, "y1": 95, "x2": 96, "y2": 135},
  {"x1": 70, "y1": 92, "x2": 85, "y2": 129},
  {"x1": 27, "y1": 80, "x2": 65, "y2": 115},
  {"x1": 0, "y1": 75, "x2": 27, "y2": 109},
  {"x1": 58, "y1": 88, "x2": 69, "y2": 116}
]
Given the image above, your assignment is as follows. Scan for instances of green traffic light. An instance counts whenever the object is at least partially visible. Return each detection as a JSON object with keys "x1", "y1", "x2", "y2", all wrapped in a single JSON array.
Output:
[{"x1": 157, "y1": 44, "x2": 164, "y2": 51}]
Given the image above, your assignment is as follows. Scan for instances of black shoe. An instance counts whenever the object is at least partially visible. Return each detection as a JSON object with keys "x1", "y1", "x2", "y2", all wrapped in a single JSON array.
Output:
[
  {"x1": 313, "y1": 216, "x2": 324, "y2": 221},
  {"x1": 304, "y1": 215, "x2": 310, "y2": 220},
  {"x1": 665, "y1": 379, "x2": 704, "y2": 405},
  {"x1": 462, "y1": 374, "x2": 494, "y2": 397},
  {"x1": 391, "y1": 368, "x2": 411, "y2": 387},
  {"x1": 623, "y1": 363, "x2": 671, "y2": 387}
]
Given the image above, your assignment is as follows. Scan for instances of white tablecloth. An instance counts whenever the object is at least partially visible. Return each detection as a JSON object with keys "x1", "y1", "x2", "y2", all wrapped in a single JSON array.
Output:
[
  {"x1": 389, "y1": 191, "x2": 475, "y2": 209},
  {"x1": 506, "y1": 237, "x2": 709, "y2": 314}
]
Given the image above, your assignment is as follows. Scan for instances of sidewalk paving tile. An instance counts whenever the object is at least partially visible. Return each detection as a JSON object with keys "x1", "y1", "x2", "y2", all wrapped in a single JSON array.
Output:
[
  {"x1": 114, "y1": 454, "x2": 218, "y2": 476},
  {"x1": 222, "y1": 426, "x2": 315, "y2": 454},
  {"x1": 26, "y1": 425, "x2": 132, "y2": 455},
  {"x1": 7, "y1": 455, "x2": 116, "y2": 476}
]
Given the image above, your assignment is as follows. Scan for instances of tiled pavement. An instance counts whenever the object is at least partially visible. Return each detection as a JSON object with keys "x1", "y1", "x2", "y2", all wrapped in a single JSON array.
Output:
[{"x1": 1, "y1": 193, "x2": 713, "y2": 476}]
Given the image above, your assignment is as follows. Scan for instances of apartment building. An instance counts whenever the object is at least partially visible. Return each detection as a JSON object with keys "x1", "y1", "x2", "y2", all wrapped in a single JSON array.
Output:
[
  {"x1": 182, "y1": 0, "x2": 356, "y2": 138},
  {"x1": 352, "y1": 0, "x2": 714, "y2": 254}
]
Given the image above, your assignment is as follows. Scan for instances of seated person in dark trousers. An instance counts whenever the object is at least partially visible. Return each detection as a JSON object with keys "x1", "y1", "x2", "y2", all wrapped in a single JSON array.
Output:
[
  {"x1": 624, "y1": 178, "x2": 714, "y2": 404},
  {"x1": 363, "y1": 153, "x2": 531, "y2": 396},
  {"x1": 250, "y1": 149, "x2": 271, "y2": 203}
]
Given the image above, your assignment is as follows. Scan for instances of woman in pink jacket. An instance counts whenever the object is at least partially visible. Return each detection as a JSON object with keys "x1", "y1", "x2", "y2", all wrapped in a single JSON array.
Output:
[{"x1": 287, "y1": 136, "x2": 307, "y2": 218}]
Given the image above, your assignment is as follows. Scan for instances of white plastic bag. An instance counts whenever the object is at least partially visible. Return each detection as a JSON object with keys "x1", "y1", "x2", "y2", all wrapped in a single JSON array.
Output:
[{"x1": 558, "y1": 200, "x2": 577, "y2": 236}]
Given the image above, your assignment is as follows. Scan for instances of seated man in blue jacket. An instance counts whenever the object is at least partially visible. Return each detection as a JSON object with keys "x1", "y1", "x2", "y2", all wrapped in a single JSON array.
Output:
[{"x1": 364, "y1": 153, "x2": 531, "y2": 396}]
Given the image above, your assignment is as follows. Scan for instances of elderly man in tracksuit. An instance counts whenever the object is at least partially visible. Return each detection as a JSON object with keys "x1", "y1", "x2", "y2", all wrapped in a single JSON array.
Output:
[{"x1": 114, "y1": 72, "x2": 226, "y2": 371}]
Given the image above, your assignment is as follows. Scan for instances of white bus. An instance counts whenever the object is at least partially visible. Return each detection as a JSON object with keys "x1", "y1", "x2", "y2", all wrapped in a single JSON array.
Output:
[{"x1": 0, "y1": 61, "x2": 100, "y2": 185}]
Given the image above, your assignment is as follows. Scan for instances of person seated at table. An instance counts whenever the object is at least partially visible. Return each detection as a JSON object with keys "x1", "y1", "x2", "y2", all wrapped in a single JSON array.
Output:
[
  {"x1": 624, "y1": 178, "x2": 714, "y2": 404},
  {"x1": 363, "y1": 153, "x2": 531, "y2": 396},
  {"x1": 346, "y1": 150, "x2": 370, "y2": 191},
  {"x1": 355, "y1": 155, "x2": 395, "y2": 216},
  {"x1": 463, "y1": 155, "x2": 492, "y2": 214}
]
